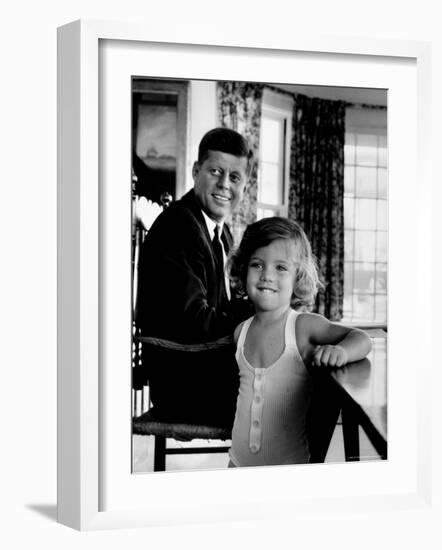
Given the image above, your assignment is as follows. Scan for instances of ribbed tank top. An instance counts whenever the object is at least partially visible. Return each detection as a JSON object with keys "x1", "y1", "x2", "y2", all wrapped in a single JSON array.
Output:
[{"x1": 229, "y1": 308, "x2": 312, "y2": 467}]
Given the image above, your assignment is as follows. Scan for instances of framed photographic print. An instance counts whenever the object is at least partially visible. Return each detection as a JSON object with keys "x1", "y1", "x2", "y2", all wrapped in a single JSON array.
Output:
[{"x1": 57, "y1": 19, "x2": 432, "y2": 530}]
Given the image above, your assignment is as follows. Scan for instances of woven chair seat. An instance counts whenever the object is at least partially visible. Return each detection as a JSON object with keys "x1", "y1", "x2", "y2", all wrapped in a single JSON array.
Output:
[{"x1": 133, "y1": 408, "x2": 232, "y2": 441}]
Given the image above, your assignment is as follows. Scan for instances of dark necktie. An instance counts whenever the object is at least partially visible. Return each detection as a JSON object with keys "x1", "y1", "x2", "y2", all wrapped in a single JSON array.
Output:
[
  {"x1": 213, "y1": 225, "x2": 228, "y2": 302},
  {"x1": 212, "y1": 225, "x2": 224, "y2": 276}
]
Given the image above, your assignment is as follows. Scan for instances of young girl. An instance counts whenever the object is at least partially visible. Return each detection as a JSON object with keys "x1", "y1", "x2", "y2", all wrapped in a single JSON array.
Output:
[{"x1": 227, "y1": 217, "x2": 371, "y2": 467}]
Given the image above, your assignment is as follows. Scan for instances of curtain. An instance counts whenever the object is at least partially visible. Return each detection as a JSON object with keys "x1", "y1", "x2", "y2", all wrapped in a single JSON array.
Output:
[
  {"x1": 288, "y1": 94, "x2": 346, "y2": 321},
  {"x1": 217, "y1": 81, "x2": 263, "y2": 244}
]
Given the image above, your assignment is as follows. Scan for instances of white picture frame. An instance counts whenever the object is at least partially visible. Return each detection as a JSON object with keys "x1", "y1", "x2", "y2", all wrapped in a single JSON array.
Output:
[{"x1": 57, "y1": 19, "x2": 433, "y2": 531}]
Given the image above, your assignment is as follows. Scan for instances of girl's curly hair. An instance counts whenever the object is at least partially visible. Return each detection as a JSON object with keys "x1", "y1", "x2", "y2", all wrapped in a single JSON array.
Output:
[{"x1": 228, "y1": 217, "x2": 323, "y2": 310}]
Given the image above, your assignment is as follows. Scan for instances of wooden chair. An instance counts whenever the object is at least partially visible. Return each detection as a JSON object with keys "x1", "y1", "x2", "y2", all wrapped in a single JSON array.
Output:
[
  {"x1": 131, "y1": 201, "x2": 235, "y2": 471},
  {"x1": 133, "y1": 409, "x2": 231, "y2": 471},
  {"x1": 132, "y1": 334, "x2": 235, "y2": 472}
]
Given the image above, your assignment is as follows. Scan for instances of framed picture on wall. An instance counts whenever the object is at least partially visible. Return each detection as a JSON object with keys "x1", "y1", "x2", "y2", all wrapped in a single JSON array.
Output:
[{"x1": 132, "y1": 78, "x2": 188, "y2": 203}]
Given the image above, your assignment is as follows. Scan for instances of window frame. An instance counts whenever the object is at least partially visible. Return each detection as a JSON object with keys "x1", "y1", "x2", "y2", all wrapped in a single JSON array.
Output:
[
  {"x1": 257, "y1": 89, "x2": 293, "y2": 219},
  {"x1": 342, "y1": 106, "x2": 388, "y2": 328}
]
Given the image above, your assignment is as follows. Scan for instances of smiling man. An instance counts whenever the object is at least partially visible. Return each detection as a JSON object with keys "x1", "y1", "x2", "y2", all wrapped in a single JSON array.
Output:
[
  {"x1": 135, "y1": 128, "x2": 253, "y2": 425},
  {"x1": 192, "y1": 149, "x2": 246, "y2": 224}
]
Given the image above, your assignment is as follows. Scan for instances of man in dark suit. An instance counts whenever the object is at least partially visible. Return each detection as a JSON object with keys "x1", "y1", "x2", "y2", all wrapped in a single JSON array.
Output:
[{"x1": 136, "y1": 128, "x2": 252, "y2": 426}]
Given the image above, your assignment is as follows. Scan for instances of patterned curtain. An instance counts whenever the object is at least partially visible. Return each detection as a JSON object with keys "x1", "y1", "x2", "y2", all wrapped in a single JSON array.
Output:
[
  {"x1": 288, "y1": 94, "x2": 346, "y2": 321},
  {"x1": 217, "y1": 81, "x2": 263, "y2": 244}
]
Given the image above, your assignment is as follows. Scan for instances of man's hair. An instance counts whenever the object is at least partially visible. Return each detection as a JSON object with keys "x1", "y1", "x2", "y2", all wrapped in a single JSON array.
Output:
[
  {"x1": 198, "y1": 127, "x2": 252, "y2": 165},
  {"x1": 228, "y1": 217, "x2": 323, "y2": 310}
]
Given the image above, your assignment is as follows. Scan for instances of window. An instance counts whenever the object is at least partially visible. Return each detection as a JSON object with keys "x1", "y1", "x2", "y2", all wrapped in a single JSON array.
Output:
[
  {"x1": 343, "y1": 108, "x2": 388, "y2": 324},
  {"x1": 257, "y1": 90, "x2": 293, "y2": 220}
]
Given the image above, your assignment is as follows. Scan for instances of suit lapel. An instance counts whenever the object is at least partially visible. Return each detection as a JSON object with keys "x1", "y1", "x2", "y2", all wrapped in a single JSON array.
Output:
[
  {"x1": 181, "y1": 189, "x2": 232, "y2": 303},
  {"x1": 180, "y1": 190, "x2": 212, "y2": 247}
]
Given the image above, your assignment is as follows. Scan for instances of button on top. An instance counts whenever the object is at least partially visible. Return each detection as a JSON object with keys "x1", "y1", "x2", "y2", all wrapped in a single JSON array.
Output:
[
  {"x1": 252, "y1": 420, "x2": 259, "y2": 428},
  {"x1": 250, "y1": 444, "x2": 258, "y2": 453},
  {"x1": 254, "y1": 395, "x2": 261, "y2": 404}
]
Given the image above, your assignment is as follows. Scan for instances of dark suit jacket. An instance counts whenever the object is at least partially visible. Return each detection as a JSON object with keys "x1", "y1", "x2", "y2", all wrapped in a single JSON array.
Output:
[
  {"x1": 136, "y1": 189, "x2": 243, "y2": 343},
  {"x1": 135, "y1": 189, "x2": 251, "y2": 425}
]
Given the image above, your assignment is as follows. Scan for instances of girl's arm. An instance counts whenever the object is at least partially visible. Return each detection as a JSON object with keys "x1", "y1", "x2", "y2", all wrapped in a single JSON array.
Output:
[{"x1": 299, "y1": 313, "x2": 372, "y2": 367}]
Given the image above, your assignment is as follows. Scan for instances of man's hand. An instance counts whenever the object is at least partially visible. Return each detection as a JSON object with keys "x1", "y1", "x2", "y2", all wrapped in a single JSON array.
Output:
[{"x1": 312, "y1": 344, "x2": 349, "y2": 368}]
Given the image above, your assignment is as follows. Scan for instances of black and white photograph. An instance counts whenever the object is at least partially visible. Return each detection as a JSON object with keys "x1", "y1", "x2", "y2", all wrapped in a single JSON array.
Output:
[
  {"x1": 5, "y1": 0, "x2": 438, "y2": 543},
  {"x1": 131, "y1": 77, "x2": 388, "y2": 473}
]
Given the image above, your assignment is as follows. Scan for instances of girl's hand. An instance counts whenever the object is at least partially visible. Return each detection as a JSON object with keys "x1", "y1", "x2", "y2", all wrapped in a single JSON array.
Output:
[{"x1": 312, "y1": 344, "x2": 349, "y2": 368}]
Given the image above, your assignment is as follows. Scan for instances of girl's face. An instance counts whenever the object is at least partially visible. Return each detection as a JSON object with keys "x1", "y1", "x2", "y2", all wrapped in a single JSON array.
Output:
[{"x1": 246, "y1": 238, "x2": 298, "y2": 314}]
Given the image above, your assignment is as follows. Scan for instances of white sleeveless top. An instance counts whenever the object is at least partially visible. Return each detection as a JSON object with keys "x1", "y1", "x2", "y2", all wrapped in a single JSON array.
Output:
[{"x1": 229, "y1": 308, "x2": 312, "y2": 467}]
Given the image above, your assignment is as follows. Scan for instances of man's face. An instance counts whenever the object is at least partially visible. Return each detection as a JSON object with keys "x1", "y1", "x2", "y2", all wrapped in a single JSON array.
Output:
[{"x1": 192, "y1": 150, "x2": 248, "y2": 223}]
